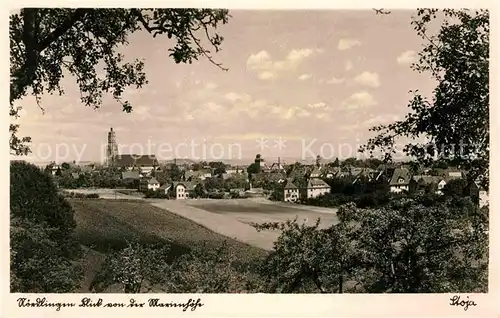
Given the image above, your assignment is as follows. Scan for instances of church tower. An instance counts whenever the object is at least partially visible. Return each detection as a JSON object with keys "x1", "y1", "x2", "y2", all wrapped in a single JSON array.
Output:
[{"x1": 106, "y1": 127, "x2": 118, "y2": 166}]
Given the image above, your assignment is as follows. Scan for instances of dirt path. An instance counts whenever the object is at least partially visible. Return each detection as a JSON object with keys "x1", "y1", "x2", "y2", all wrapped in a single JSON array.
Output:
[{"x1": 149, "y1": 200, "x2": 279, "y2": 251}]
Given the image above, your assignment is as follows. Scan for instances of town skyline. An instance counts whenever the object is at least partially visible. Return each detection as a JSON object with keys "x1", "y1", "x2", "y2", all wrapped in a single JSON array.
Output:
[{"x1": 11, "y1": 10, "x2": 437, "y2": 163}]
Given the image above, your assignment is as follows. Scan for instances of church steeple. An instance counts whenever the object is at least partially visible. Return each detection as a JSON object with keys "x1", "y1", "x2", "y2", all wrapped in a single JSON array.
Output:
[{"x1": 106, "y1": 127, "x2": 118, "y2": 166}]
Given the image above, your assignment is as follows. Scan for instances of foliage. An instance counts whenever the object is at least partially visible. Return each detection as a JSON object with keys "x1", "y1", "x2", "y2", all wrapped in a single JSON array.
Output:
[
  {"x1": 167, "y1": 243, "x2": 258, "y2": 293},
  {"x1": 257, "y1": 196, "x2": 488, "y2": 293},
  {"x1": 247, "y1": 162, "x2": 261, "y2": 175},
  {"x1": 204, "y1": 176, "x2": 224, "y2": 192},
  {"x1": 10, "y1": 8, "x2": 231, "y2": 155},
  {"x1": 166, "y1": 164, "x2": 183, "y2": 182},
  {"x1": 442, "y1": 178, "x2": 469, "y2": 197},
  {"x1": 11, "y1": 217, "x2": 83, "y2": 292},
  {"x1": 208, "y1": 161, "x2": 226, "y2": 176},
  {"x1": 144, "y1": 189, "x2": 168, "y2": 198},
  {"x1": 10, "y1": 161, "x2": 82, "y2": 292},
  {"x1": 254, "y1": 219, "x2": 355, "y2": 293},
  {"x1": 92, "y1": 241, "x2": 171, "y2": 293},
  {"x1": 361, "y1": 9, "x2": 489, "y2": 187}
]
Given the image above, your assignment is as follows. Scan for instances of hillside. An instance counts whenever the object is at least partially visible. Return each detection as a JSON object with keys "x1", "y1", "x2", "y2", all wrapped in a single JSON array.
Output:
[{"x1": 70, "y1": 199, "x2": 267, "y2": 292}]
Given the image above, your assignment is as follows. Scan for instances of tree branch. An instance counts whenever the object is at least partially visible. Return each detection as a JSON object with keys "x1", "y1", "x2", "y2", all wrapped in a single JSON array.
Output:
[
  {"x1": 188, "y1": 28, "x2": 228, "y2": 71},
  {"x1": 37, "y1": 9, "x2": 89, "y2": 52}
]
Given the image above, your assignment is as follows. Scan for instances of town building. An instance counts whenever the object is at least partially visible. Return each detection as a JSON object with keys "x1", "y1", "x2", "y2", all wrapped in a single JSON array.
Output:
[
  {"x1": 283, "y1": 179, "x2": 300, "y2": 203},
  {"x1": 164, "y1": 181, "x2": 196, "y2": 199},
  {"x1": 306, "y1": 178, "x2": 331, "y2": 199},
  {"x1": 389, "y1": 167, "x2": 412, "y2": 193}
]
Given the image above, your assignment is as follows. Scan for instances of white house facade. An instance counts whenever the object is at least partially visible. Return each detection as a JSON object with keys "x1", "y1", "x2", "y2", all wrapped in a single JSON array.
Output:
[
  {"x1": 283, "y1": 181, "x2": 300, "y2": 203},
  {"x1": 306, "y1": 178, "x2": 330, "y2": 199},
  {"x1": 147, "y1": 177, "x2": 160, "y2": 191}
]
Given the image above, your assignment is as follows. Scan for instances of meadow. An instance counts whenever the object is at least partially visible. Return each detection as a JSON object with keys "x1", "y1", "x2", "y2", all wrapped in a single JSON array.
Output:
[{"x1": 70, "y1": 198, "x2": 267, "y2": 292}]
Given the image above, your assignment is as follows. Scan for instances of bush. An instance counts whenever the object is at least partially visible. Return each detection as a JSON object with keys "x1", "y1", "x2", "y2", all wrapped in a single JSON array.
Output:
[
  {"x1": 144, "y1": 189, "x2": 168, "y2": 199},
  {"x1": 10, "y1": 161, "x2": 82, "y2": 292}
]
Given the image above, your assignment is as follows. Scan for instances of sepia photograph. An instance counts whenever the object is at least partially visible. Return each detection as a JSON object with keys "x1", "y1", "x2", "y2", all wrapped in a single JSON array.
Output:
[{"x1": 8, "y1": 6, "x2": 491, "y2": 300}]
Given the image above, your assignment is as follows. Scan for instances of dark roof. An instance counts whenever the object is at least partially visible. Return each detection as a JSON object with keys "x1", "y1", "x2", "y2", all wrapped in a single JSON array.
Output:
[
  {"x1": 284, "y1": 179, "x2": 298, "y2": 189},
  {"x1": 413, "y1": 175, "x2": 442, "y2": 185},
  {"x1": 307, "y1": 178, "x2": 330, "y2": 188},
  {"x1": 389, "y1": 168, "x2": 412, "y2": 186},
  {"x1": 122, "y1": 170, "x2": 140, "y2": 179},
  {"x1": 172, "y1": 181, "x2": 195, "y2": 191},
  {"x1": 148, "y1": 177, "x2": 159, "y2": 184},
  {"x1": 114, "y1": 154, "x2": 158, "y2": 167}
]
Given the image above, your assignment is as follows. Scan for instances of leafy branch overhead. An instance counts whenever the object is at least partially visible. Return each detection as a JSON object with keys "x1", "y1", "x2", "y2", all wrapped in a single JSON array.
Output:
[
  {"x1": 9, "y1": 8, "x2": 230, "y2": 155},
  {"x1": 360, "y1": 9, "x2": 489, "y2": 186}
]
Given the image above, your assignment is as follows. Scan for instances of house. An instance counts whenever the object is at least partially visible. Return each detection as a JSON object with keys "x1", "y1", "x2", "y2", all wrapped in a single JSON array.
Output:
[
  {"x1": 121, "y1": 170, "x2": 141, "y2": 180},
  {"x1": 245, "y1": 184, "x2": 265, "y2": 198},
  {"x1": 436, "y1": 179, "x2": 447, "y2": 195},
  {"x1": 309, "y1": 166, "x2": 322, "y2": 178},
  {"x1": 413, "y1": 175, "x2": 445, "y2": 194},
  {"x1": 283, "y1": 179, "x2": 300, "y2": 203},
  {"x1": 147, "y1": 177, "x2": 160, "y2": 191},
  {"x1": 113, "y1": 154, "x2": 158, "y2": 174},
  {"x1": 167, "y1": 181, "x2": 195, "y2": 199},
  {"x1": 306, "y1": 178, "x2": 331, "y2": 199},
  {"x1": 324, "y1": 166, "x2": 341, "y2": 179},
  {"x1": 467, "y1": 181, "x2": 489, "y2": 207},
  {"x1": 389, "y1": 168, "x2": 412, "y2": 193},
  {"x1": 268, "y1": 171, "x2": 287, "y2": 183}
]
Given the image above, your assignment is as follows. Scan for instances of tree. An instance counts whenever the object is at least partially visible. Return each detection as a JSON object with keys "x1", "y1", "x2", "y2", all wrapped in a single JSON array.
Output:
[
  {"x1": 442, "y1": 178, "x2": 469, "y2": 197},
  {"x1": 257, "y1": 196, "x2": 488, "y2": 293},
  {"x1": 331, "y1": 158, "x2": 340, "y2": 167},
  {"x1": 361, "y1": 9, "x2": 489, "y2": 188},
  {"x1": 337, "y1": 198, "x2": 488, "y2": 292},
  {"x1": 167, "y1": 243, "x2": 256, "y2": 293},
  {"x1": 91, "y1": 241, "x2": 171, "y2": 293},
  {"x1": 209, "y1": 161, "x2": 226, "y2": 176},
  {"x1": 61, "y1": 162, "x2": 71, "y2": 170},
  {"x1": 10, "y1": 8, "x2": 230, "y2": 155},
  {"x1": 166, "y1": 164, "x2": 182, "y2": 182},
  {"x1": 10, "y1": 161, "x2": 82, "y2": 292},
  {"x1": 246, "y1": 162, "x2": 261, "y2": 175},
  {"x1": 254, "y1": 218, "x2": 357, "y2": 293},
  {"x1": 193, "y1": 183, "x2": 206, "y2": 198}
]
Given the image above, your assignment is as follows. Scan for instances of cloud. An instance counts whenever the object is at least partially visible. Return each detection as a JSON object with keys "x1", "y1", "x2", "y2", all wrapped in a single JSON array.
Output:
[
  {"x1": 341, "y1": 91, "x2": 378, "y2": 110},
  {"x1": 205, "y1": 101, "x2": 223, "y2": 112},
  {"x1": 316, "y1": 113, "x2": 331, "y2": 121},
  {"x1": 298, "y1": 74, "x2": 312, "y2": 81},
  {"x1": 125, "y1": 105, "x2": 151, "y2": 122},
  {"x1": 204, "y1": 82, "x2": 218, "y2": 90},
  {"x1": 308, "y1": 102, "x2": 327, "y2": 109},
  {"x1": 337, "y1": 38, "x2": 361, "y2": 51},
  {"x1": 246, "y1": 48, "x2": 322, "y2": 80},
  {"x1": 326, "y1": 76, "x2": 345, "y2": 84},
  {"x1": 224, "y1": 92, "x2": 252, "y2": 103},
  {"x1": 353, "y1": 71, "x2": 381, "y2": 88},
  {"x1": 397, "y1": 50, "x2": 417, "y2": 65},
  {"x1": 258, "y1": 71, "x2": 276, "y2": 80},
  {"x1": 345, "y1": 60, "x2": 353, "y2": 71}
]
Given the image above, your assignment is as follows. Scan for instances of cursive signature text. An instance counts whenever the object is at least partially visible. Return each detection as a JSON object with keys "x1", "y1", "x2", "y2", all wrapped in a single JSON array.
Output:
[{"x1": 449, "y1": 295, "x2": 477, "y2": 311}]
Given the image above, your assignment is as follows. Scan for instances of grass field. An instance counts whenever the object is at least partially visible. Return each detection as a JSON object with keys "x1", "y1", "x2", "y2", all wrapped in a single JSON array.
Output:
[
  {"x1": 187, "y1": 199, "x2": 338, "y2": 229},
  {"x1": 70, "y1": 198, "x2": 267, "y2": 292}
]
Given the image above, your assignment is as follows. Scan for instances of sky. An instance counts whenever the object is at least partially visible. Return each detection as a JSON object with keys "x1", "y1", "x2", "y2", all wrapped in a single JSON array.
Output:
[{"x1": 12, "y1": 9, "x2": 438, "y2": 165}]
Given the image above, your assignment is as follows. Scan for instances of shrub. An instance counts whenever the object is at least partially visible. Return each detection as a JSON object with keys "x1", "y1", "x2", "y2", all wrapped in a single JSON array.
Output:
[{"x1": 10, "y1": 161, "x2": 82, "y2": 292}]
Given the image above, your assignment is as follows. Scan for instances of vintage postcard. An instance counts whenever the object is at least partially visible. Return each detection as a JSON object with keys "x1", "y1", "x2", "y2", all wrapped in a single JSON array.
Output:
[{"x1": 2, "y1": 1, "x2": 499, "y2": 317}]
